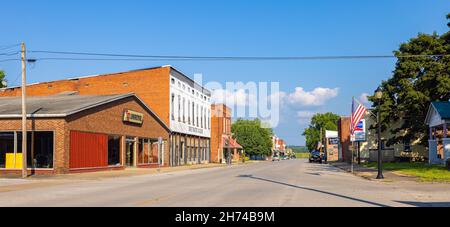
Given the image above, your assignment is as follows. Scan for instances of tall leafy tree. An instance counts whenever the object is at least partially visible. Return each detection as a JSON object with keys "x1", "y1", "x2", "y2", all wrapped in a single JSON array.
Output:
[
  {"x1": 302, "y1": 112, "x2": 340, "y2": 151},
  {"x1": 232, "y1": 119, "x2": 273, "y2": 156},
  {"x1": 369, "y1": 14, "x2": 450, "y2": 146},
  {"x1": 0, "y1": 70, "x2": 6, "y2": 88}
]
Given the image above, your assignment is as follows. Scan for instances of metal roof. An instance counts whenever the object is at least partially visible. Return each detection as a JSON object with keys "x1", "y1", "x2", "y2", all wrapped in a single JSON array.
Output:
[
  {"x1": 0, "y1": 93, "x2": 134, "y2": 117},
  {"x1": 432, "y1": 102, "x2": 450, "y2": 119},
  {"x1": 0, "y1": 93, "x2": 171, "y2": 132}
]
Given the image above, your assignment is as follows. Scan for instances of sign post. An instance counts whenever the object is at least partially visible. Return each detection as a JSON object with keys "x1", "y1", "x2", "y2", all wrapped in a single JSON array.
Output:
[{"x1": 351, "y1": 120, "x2": 367, "y2": 168}]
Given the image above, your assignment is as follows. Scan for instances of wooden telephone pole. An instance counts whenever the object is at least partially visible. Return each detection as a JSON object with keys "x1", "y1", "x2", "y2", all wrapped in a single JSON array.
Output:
[{"x1": 21, "y1": 42, "x2": 27, "y2": 178}]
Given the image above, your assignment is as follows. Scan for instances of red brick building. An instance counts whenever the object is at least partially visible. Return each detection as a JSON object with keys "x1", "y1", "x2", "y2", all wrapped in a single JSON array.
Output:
[
  {"x1": 210, "y1": 104, "x2": 242, "y2": 163},
  {"x1": 0, "y1": 66, "x2": 212, "y2": 167},
  {"x1": 272, "y1": 135, "x2": 286, "y2": 157},
  {"x1": 338, "y1": 117, "x2": 352, "y2": 162},
  {"x1": 0, "y1": 93, "x2": 170, "y2": 174}
]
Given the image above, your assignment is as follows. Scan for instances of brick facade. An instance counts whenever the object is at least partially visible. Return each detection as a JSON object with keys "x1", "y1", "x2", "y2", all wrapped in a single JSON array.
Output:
[
  {"x1": 338, "y1": 117, "x2": 352, "y2": 162},
  {"x1": 211, "y1": 104, "x2": 241, "y2": 163},
  {"x1": 0, "y1": 66, "x2": 212, "y2": 167},
  {"x1": 0, "y1": 96, "x2": 170, "y2": 174},
  {"x1": 0, "y1": 67, "x2": 172, "y2": 125}
]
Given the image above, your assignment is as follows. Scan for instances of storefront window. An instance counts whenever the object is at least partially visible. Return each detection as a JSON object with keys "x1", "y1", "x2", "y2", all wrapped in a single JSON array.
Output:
[
  {"x1": 32, "y1": 132, "x2": 54, "y2": 168},
  {"x1": 0, "y1": 132, "x2": 15, "y2": 169},
  {"x1": 138, "y1": 139, "x2": 145, "y2": 164},
  {"x1": 108, "y1": 136, "x2": 121, "y2": 166},
  {"x1": 138, "y1": 138, "x2": 159, "y2": 165},
  {"x1": 16, "y1": 131, "x2": 54, "y2": 169},
  {"x1": 150, "y1": 142, "x2": 159, "y2": 164}
]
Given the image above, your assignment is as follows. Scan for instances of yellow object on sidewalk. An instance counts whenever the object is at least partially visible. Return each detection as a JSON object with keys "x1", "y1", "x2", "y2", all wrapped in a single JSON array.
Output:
[{"x1": 5, "y1": 153, "x2": 23, "y2": 169}]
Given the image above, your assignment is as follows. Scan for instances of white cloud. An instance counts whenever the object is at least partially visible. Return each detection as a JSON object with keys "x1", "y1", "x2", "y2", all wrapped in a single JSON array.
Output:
[
  {"x1": 359, "y1": 93, "x2": 371, "y2": 104},
  {"x1": 211, "y1": 86, "x2": 339, "y2": 109},
  {"x1": 296, "y1": 111, "x2": 317, "y2": 125},
  {"x1": 285, "y1": 87, "x2": 339, "y2": 106},
  {"x1": 211, "y1": 89, "x2": 256, "y2": 107},
  {"x1": 268, "y1": 91, "x2": 287, "y2": 107},
  {"x1": 297, "y1": 111, "x2": 316, "y2": 119}
]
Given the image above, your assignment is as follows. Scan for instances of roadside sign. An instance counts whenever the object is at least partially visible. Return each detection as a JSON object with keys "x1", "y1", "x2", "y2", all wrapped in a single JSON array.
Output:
[
  {"x1": 351, "y1": 119, "x2": 367, "y2": 142},
  {"x1": 329, "y1": 138, "x2": 339, "y2": 145}
]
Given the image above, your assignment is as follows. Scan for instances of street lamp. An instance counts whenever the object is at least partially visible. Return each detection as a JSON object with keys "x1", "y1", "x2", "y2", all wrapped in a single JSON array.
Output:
[{"x1": 375, "y1": 87, "x2": 384, "y2": 179}]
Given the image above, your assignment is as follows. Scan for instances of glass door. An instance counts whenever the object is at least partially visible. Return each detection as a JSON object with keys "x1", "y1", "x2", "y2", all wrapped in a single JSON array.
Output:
[{"x1": 125, "y1": 138, "x2": 135, "y2": 167}]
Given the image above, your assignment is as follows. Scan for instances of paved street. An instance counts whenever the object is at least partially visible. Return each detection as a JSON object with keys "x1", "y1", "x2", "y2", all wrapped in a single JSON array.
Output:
[{"x1": 1, "y1": 159, "x2": 450, "y2": 207}]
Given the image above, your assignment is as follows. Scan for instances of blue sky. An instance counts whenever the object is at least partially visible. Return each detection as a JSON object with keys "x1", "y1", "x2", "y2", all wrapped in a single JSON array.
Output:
[{"x1": 1, "y1": 0, "x2": 449, "y2": 145}]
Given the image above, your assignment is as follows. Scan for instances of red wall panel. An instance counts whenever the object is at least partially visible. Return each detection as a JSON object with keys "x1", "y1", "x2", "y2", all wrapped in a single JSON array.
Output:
[{"x1": 70, "y1": 131, "x2": 108, "y2": 169}]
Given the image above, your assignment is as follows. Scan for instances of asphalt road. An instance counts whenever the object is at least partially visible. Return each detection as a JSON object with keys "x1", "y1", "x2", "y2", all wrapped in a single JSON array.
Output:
[{"x1": 1, "y1": 159, "x2": 450, "y2": 207}]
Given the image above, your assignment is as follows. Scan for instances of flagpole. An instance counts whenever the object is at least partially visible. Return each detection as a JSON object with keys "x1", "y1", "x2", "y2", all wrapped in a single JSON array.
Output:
[
  {"x1": 351, "y1": 96, "x2": 369, "y2": 173},
  {"x1": 351, "y1": 97, "x2": 354, "y2": 173}
]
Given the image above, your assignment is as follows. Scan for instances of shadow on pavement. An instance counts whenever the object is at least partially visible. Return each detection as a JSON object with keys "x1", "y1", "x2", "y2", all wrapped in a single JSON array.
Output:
[
  {"x1": 306, "y1": 164, "x2": 347, "y2": 173},
  {"x1": 238, "y1": 174, "x2": 389, "y2": 207},
  {"x1": 305, "y1": 172, "x2": 321, "y2": 176},
  {"x1": 394, "y1": 201, "x2": 450, "y2": 207}
]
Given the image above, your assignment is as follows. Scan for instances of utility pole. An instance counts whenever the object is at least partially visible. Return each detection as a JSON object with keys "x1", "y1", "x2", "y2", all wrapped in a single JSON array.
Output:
[
  {"x1": 21, "y1": 42, "x2": 27, "y2": 178},
  {"x1": 357, "y1": 141, "x2": 361, "y2": 165},
  {"x1": 375, "y1": 87, "x2": 384, "y2": 179},
  {"x1": 376, "y1": 106, "x2": 384, "y2": 179}
]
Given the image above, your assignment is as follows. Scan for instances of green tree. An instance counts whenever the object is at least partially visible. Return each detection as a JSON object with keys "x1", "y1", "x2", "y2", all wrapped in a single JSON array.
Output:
[
  {"x1": 369, "y1": 14, "x2": 450, "y2": 146},
  {"x1": 0, "y1": 70, "x2": 6, "y2": 88},
  {"x1": 231, "y1": 119, "x2": 273, "y2": 157},
  {"x1": 302, "y1": 112, "x2": 340, "y2": 151}
]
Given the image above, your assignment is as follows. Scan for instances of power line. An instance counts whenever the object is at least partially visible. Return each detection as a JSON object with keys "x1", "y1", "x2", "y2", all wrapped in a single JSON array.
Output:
[
  {"x1": 0, "y1": 51, "x2": 20, "y2": 56},
  {"x1": 6, "y1": 72, "x2": 23, "y2": 87},
  {"x1": 0, "y1": 59, "x2": 20, "y2": 63},
  {"x1": 0, "y1": 44, "x2": 20, "y2": 51},
  {"x1": 31, "y1": 57, "x2": 399, "y2": 62},
  {"x1": 27, "y1": 50, "x2": 450, "y2": 61},
  {"x1": 32, "y1": 58, "x2": 205, "y2": 62}
]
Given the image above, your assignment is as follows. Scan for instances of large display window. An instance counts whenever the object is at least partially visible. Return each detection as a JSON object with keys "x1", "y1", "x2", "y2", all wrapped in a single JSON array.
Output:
[
  {"x1": 108, "y1": 136, "x2": 121, "y2": 166},
  {"x1": 0, "y1": 131, "x2": 54, "y2": 169},
  {"x1": 0, "y1": 132, "x2": 15, "y2": 169},
  {"x1": 138, "y1": 138, "x2": 159, "y2": 165}
]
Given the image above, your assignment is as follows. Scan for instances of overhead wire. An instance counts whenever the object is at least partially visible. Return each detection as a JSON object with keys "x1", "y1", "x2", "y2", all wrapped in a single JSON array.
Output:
[{"x1": 26, "y1": 50, "x2": 450, "y2": 61}]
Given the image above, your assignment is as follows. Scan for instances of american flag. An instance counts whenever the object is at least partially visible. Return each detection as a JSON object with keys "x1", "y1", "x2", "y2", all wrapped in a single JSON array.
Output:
[{"x1": 350, "y1": 97, "x2": 367, "y2": 135}]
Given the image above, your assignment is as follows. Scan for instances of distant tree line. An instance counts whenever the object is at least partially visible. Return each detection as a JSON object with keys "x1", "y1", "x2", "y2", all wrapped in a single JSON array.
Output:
[
  {"x1": 302, "y1": 112, "x2": 340, "y2": 151},
  {"x1": 232, "y1": 119, "x2": 273, "y2": 157},
  {"x1": 289, "y1": 146, "x2": 309, "y2": 153}
]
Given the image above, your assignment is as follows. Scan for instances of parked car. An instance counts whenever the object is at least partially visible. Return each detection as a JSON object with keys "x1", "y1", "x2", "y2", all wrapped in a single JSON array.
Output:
[
  {"x1": 272, "y1": 155, "x2": 280, "y2": 162},
  {"x1": 309, "y1": 151, "x2": 323, "y2": 163}
]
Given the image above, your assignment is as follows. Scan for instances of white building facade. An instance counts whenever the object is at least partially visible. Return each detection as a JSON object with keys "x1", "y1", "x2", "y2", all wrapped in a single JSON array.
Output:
[{"x1": 169, "y1": 69, "x2": 211, "y2": 166}]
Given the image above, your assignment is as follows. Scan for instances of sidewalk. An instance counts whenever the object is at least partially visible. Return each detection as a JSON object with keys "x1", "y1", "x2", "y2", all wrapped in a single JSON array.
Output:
[{"x1": 329, "y1": 162, "x2": 419, "y2": 183}]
